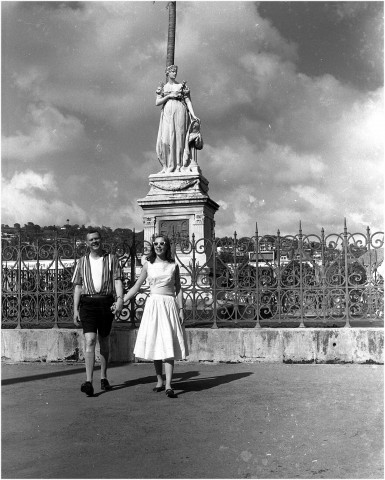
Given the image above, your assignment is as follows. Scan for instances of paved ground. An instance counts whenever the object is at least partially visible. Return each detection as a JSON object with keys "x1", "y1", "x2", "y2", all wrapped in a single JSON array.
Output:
[{"x1": 1, "y1": 361, "x2": 383, "y2": 479}]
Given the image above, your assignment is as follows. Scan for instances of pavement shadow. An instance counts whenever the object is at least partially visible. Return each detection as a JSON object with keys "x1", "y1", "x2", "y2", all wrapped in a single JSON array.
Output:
[
  {"x1": 1, "y1": 361, "x2": 141, "y2": 386},
  {"x1": 1, "y1": 366, "x2": 97, "y2": 386},
  {"x1": 94, "y1": 370, "x2": 201, "y2": 397},
  {"x1": 94, "y1": 370, "x2": 253, "y2": 398},
  {"x1": 172, "y1": 371, "x2": 254, "y2": 396}
]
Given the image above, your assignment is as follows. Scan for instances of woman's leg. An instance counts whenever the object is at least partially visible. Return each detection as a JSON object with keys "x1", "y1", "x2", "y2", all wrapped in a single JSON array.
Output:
[
  {"x1": 154, "y1": 360, "x2": 163, "y2": 387},
  {"x1": 164, "y1": 359, "x2": 174, "y2": 390}
]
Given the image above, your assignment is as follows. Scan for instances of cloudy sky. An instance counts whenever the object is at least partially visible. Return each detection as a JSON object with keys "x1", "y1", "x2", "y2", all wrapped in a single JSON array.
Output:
[{"x1": 1, "y1": 1, "x2": 384, "y2": 236}]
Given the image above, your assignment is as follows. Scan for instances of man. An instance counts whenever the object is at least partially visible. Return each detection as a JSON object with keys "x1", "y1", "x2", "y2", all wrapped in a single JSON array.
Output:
[{"x1": 72, "y1": 230, "x2": 124, "y2": 396}]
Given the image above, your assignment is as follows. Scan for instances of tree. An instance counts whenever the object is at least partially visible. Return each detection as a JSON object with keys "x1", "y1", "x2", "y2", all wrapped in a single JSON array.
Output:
[{"x1": 113, "y1": 228, "x2": 133, "y2": 241}]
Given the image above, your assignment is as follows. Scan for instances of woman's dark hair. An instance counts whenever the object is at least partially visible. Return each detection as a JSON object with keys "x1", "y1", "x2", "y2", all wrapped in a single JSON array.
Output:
[{"x1": 146, "y1": 235, "x2": 174, "y2": 264}]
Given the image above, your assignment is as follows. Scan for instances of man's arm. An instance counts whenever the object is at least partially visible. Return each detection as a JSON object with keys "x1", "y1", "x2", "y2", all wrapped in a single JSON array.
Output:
[
  {"x1": 73, "y1": 284, "x2": 82, "y2": 326},
  {"x1": 113, "y1": 279, "x2": 124, "y2": 317},
  {"x1": 111, "y1": 254, "x2": 124, "y2": 317}
]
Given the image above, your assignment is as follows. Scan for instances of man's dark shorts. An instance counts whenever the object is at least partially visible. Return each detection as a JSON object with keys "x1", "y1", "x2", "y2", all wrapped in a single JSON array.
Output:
[{"x1": 79, "y1": 295, "x2": 114, "y2": 337}]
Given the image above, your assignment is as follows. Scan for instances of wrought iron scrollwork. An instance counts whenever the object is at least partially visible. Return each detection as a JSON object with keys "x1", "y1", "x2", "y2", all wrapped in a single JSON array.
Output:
[{"x1": 1, "y1": 224, "x2": 383, "y2": 328}]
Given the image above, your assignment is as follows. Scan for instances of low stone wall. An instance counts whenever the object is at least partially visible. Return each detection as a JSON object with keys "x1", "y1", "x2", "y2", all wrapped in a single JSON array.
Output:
[
  {"x1": 1, "y1": 326, "x2": 136, "y2": 363},
  {"x1": 1, "y1": 326, "x2": 383, "y2": 364}
]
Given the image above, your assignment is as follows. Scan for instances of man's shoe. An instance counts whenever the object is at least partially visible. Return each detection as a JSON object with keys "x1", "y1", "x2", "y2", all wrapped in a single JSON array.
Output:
[
  {"x1": 81, "y1": 381, "x2": 94, "y2": 397},
  {"x1": 101, "y1": 378, "x2": 112, "y2": 391}
]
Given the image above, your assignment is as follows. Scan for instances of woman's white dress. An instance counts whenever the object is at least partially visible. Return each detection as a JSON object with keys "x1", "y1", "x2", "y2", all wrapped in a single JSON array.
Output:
[{"x1": 133, "y1": 261, "x2": 188, "y2": 361}]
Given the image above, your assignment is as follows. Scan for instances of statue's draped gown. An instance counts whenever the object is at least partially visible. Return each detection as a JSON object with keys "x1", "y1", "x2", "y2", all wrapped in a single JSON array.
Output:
[{"x1": 156, "y1": 83, "x2": 190, "y2": 172}]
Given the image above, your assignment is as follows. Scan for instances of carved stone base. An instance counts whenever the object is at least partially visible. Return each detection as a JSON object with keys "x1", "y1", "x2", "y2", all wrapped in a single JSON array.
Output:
[
  {"x1": 137, "y1": 171, "x2": 219, "y2": 266},
  {"x1": 145, "y1": 171, "x2": 209, "y2": 198}
]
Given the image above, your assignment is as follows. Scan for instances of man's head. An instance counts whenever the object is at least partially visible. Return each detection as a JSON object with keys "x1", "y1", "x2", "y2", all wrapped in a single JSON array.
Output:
[{"x1": 86, "y1": 230, "x2": 102, "y2": 253}]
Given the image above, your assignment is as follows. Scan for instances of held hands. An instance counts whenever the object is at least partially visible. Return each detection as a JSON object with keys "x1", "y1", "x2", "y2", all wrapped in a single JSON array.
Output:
[{"x1": 110, "y1": 297, "x2": 124, "y2": 317}]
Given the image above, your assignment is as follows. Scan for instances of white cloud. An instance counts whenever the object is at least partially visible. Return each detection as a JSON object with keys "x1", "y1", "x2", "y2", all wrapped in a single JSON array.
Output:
[
  {"x1": 1, "y1": 171, "x2": 89, "y2": 226},
  {"x1": 96, "y1": 201, "x2": 143, "y2": 230},
  {"x1": 265, "y1": 208, "x2": 302, "y2": 234},
  {"x1": 334, "y1": 3, "x2": 371, "y2": 21},
  {"x1": 218, "y1": 200, "x2": 228, "y2": 210},
  {"x1": 5, "y1": 170, "x2": 57, "y2": 192},
  {"x1": 12, "y1": 68, "x2": 48, "y2": 93},
  {"x1": 291, "y1": 186, "x2": 330, "y2": 211},
  {"x1": 103, "y1": 180, "x2": 119, "y2": 200},
  {"x1": 2, "y1": 104, "x2": 88, "y2": 162}
]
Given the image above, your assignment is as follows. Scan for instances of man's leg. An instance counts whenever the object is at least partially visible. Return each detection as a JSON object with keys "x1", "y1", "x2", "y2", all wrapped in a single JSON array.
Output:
[
  {"x1": 84, "y1": 332, "x2": 97, "y2": 383},
  {"x1": 80, "y1": 331, "x2": 97, "y2": 396},
  {"x1": 98, "y1": 300, "x2": 114, "y2": 389},
  {"x1": 98, "y1": 334, "x2": 110, "y2": 380}
]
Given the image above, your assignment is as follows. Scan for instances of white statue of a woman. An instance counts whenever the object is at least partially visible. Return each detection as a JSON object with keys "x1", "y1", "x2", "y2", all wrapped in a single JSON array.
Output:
[{"x1": 156, "y1": 65, "x2": 202, "y2": 174}]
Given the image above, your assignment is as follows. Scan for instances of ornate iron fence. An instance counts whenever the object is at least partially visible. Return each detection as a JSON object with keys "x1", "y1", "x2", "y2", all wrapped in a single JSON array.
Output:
[
  {"x1": 2, "y1": 223, "x2": 384, "y2": 329},
  {"x1": 1, "y1": 235, "x2": 135, "y2": 329}
]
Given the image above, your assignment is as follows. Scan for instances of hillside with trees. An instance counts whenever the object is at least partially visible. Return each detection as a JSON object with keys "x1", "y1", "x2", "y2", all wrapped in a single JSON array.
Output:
[{"x1": 1, "y1": 222, "x2": 144, "y2": 245}]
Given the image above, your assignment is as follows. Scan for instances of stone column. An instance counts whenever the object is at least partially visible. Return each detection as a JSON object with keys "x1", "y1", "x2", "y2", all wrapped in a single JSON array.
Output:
[
  {"x1": 143, "y1": 216, "x2": 156, "y2": 244},
  {"x1": 193, "y1": 213, "x2": 205, "y2": 240}
]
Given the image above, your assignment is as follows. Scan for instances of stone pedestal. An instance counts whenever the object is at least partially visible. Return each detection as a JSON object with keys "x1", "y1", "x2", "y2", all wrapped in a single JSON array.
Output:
[{"x1": 137, "y1": 169, "x2": 219, "y2": 267}]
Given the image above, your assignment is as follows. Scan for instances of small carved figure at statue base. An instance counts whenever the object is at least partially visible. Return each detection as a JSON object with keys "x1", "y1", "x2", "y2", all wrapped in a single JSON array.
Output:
[
  {"x1": 155, "y1": 65, "x2": 202, "y2": 175},
  {"x1": 182, "y1": 119, "x2": 203, "y2": 172}
]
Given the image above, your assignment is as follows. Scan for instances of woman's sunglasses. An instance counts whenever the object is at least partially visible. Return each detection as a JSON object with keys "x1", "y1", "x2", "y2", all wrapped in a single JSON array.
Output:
[{"x1": 153, "y1": 241, "x2": 165, "y2": 246}]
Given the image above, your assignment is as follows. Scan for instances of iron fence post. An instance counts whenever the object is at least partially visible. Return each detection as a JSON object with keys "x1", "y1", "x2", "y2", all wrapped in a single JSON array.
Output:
[
  {"x1": 254, "y1": 223, "x2": 261, "y2": 328},
  {"x1": 298, "y1": 222, "x2": 305, "y2": 328},
  {"x1": 191, "y1": 233, "x2": 197, "y2": 323},
  {"x1": 72, "y1": 235, "x2": 77, "y2": 322},
  {"x1": 16, "y1": 234, "x2": 22, "y2": 329},
  {"x1": 233, "y1": 231, "x2": 238, "y2": 323},
  {"x1": 53, "y1": 231, "x2": 59, "y2": 328},
  {"x1": 212, "y1": 231, "x2": 218, "y2": 329},
  {"x1": 343, "y1": 219, "x2": 351, "y2": 327},
  {"x1": 276, "y1": 229, "x2": 282, "y2": 324},
  {"x1": 36, "y1": 237, "x2": 40, "y2": 325},
  {"x1": 321, "y1": 228, "x2": 327, "y2": 323},
  {"x1": 366, "y1": 226, "x2": 373, "y2": 318},
  {"x1": 130, "y1": 232, "x2": 136, "y2": 327}
]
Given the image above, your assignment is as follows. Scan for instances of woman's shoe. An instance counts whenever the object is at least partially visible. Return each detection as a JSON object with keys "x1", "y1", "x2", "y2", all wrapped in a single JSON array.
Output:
[
  {"x1": 165, "y1": 388, "x2": 177, "y2": 398},
  {"x1": 153, "y1": 385, "x2": 165, "y2": 392}
]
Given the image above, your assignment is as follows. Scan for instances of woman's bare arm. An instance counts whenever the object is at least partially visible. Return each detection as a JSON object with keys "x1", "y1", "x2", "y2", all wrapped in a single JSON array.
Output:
[{"x1": 123, "y1": 263, "x2": 149, "y2": 303}]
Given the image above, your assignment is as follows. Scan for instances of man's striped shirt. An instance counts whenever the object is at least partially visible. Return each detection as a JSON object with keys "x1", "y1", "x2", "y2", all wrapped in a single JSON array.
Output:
[{"x1": 72, "y1": 252, "x2": 122, "y2": 295}]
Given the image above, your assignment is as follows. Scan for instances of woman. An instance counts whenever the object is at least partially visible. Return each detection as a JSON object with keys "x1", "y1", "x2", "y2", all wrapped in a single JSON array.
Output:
[
  {"x1": 122, "y1": 235, "x2": 187, "y2": 398},
  {"x1": 156, "y1": 64, "x2": 200, "y2": 173}
]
